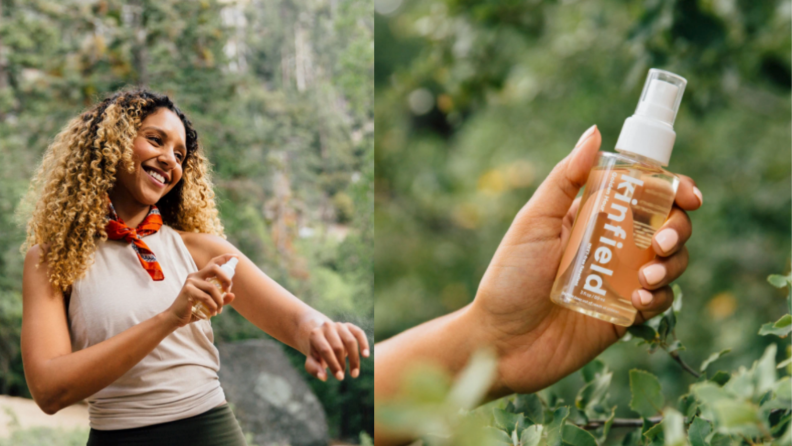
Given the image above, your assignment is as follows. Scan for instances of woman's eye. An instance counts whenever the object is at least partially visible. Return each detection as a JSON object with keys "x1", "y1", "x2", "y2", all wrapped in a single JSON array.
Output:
[{"x1": 148, "y1": 136, "x2": 161, "y2": 145}]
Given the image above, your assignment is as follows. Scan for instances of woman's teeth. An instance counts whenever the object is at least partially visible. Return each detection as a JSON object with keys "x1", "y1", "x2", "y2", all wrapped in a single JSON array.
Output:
[{"x1": 145, "y1": 168, "x2": 166, "y2": 184}]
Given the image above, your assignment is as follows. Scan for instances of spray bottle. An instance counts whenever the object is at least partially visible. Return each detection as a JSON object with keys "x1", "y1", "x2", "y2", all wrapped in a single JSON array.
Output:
[
  {"x1": 192, "y1": 257, "x2": 238, "y2": 320},
  {"x1": 549, "y1": 69, "x2": 687, "y2": 326}
]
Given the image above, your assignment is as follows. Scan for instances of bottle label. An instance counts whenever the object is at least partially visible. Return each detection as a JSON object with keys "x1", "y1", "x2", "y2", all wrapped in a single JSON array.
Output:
[{"x1": 556, "y1": 169, "x2": 658, "y2": 313}]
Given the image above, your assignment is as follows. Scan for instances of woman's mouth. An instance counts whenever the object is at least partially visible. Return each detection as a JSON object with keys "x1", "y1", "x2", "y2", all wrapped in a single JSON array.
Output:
[{"x1": 143, "y1": 167, "x2": 168, "y2": 187}]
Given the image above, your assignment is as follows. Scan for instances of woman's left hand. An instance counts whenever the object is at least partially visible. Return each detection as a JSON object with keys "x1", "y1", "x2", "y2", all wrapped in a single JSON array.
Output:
[
  {"x1": 303, "y1": 321, "x2": 370, "y2": 381},
  {"x1": 472, "y1": 125, "x2": 701, "y2": 397}
]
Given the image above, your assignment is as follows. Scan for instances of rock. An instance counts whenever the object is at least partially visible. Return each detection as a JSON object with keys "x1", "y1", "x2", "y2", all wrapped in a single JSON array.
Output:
[{"x1": 217, "y1": 339, "x2": 328, "y2": 446}]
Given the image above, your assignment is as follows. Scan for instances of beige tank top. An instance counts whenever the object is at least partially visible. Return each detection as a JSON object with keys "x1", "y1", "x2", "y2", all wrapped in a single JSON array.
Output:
[{"x1": 68, "y1": 224, "x2": 226, "y2": 430}]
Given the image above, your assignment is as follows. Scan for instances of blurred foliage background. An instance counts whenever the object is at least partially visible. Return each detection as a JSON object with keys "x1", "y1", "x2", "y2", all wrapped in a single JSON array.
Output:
[
  {"x1": 374, "y1": 0, "x2": 790, "y2": 442},
  {"x1": 0, "y1": 0, "x2": 372, "y2": 441}
]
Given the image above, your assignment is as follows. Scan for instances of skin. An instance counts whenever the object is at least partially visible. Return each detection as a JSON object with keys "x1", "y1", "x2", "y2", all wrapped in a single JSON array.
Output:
[
  {"x1": 373, "y1": 125, "x2": 702, "y2": 446},
  {"x1": 21, "y1": 108, "x2": 369, "y2": 416}
]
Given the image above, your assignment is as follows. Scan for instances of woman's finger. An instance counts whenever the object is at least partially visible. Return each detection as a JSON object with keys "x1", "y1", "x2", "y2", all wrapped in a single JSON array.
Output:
[
  {"x1": 631, "y1": 285, "x2": 675, "y2": 324},
  {"x1": 675, "y1": 174, "x2": 703, "y2": 211},
  {"x1": 346, "y1": 323, "x2": 370, "y2": 358},
  {"x1": 652, "y1": 207, "x2": 692, "y2": 257},
  {"x1": 185, "y1": 282, "x2": 218, "y2": 315},
  {"x1": 323, "y1": 324, "x2": 348, "y2": 379},
  {"x1": 191, "y1": 278, "x2": 225, "y2": 315},
  {"x1": 310, "y1": 328, "x2": 344, "y2": 380},
  {"x1": 639, "y1": 246, "x2": 689, "y2": 291},
  {"x1": 563, "y1": 196, "x2": 583, "y2": 232},
  {"x1": 336, "y1": 323, "x2": 361, "y2": 378},
  {"x1": 304, "y1": 354, "x2": 327, "y2": 382},
  {"x1": 201, "y1": 264, "x2": 233, "y2": 291}
]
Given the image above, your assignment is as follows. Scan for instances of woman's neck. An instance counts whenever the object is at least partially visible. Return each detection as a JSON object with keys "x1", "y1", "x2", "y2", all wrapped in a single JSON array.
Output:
[{"x1": 108, "y1": 187, "x2": 151, "y2": 229}]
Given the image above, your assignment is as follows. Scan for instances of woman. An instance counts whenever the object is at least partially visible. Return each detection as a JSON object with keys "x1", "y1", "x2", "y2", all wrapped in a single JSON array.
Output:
[
  {"x1": 374, "y1": 126, "x2": 701, "y2": 445},
  {"x1": 20, "y1": 88, "x2": 369, "y2": 445}
]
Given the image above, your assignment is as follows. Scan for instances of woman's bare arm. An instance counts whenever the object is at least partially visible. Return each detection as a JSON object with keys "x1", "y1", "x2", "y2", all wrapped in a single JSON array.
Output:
[
  {"x1": 179, "y1": 232, "x2": 369, "y2": 381},
  {"x1": 21, "y1": 244, "x2": 182, "y2": 415}
]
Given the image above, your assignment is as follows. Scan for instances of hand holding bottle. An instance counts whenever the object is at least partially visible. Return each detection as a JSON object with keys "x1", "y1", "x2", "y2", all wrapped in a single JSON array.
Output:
[
  {"x1": 164, "y1": 254, "x2": 238, "y2": 328},
  {"x1": 468, "y1": 125, "x2": 702, "y2": 397}
]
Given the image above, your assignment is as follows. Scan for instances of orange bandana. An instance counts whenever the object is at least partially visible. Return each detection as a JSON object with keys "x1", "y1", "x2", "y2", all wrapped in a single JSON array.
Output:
[{"x1": 105, "y1": 198, "x2": 165, "y2": 281}]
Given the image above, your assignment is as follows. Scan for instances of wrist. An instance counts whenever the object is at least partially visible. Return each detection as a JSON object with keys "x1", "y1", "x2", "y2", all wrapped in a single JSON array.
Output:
[
  {"x1": 158, "y1": 311, "x2": 181, "y2": 332},
  {"x1": 295, "y1": 311, "x2": 330, "y2": 356},
  {"x1": 458, "y1": 301, "x2": 513, "y2": 400}
]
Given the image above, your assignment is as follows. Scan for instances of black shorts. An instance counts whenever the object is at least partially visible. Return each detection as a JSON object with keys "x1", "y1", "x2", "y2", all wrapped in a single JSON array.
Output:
[{"x1": 86, "y1": 403, "x2": 248, "y2": 446}]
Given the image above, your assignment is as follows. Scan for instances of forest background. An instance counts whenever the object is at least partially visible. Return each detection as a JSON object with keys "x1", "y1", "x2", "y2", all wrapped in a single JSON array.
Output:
[
  {"x1": 374, "y1": 0, "x2": 791, "y2": 444},
  {"x1": 0, "y1": 0, "x2": 373, "y2": 443}
]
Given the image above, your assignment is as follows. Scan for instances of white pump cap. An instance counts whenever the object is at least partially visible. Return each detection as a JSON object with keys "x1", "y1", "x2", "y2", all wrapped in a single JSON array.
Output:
[
  {"x1": 615, "y1": 69, "x2": 687, "y2": 166},
  {"x1": 220, "y1": 257, "x2": 238, "y2": 279}
]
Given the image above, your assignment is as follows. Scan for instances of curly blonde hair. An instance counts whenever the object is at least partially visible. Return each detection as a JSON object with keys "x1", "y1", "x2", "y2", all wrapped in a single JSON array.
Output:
[{"x1": 20, "y1": 87, "x2": 225, "y2": 291}]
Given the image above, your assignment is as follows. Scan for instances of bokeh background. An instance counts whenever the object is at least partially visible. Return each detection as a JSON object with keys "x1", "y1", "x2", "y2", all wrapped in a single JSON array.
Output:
[
  {"x1": 374, "y1": 0, "x2": 790, "y2": 443},
  {"x1": 0, "y1": 0, "x2": 372, "y2": 443}
]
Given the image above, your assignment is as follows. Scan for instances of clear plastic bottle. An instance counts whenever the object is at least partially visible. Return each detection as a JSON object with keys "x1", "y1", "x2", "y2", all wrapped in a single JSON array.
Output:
[
  {"x1": 192, "y1": 257, "x2": 238, "y2": 320},
  {"x1": 550, "y1": 69, "x2": 687, "y2": 326}
]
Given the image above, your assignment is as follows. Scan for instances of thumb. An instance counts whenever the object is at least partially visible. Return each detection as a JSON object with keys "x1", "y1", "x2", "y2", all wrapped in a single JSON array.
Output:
[
  {"x1": 503, "y1": 125, "x2": 600, "y2": 246},
  {"x1": 522, "y1": 125, "x2": 601, "y2": 219},
  {"x1": 305, "y1": 354, "x2": 328, "y2": 382}
]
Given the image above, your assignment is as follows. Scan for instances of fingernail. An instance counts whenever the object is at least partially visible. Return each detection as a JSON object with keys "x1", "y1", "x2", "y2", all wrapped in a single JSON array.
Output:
[
  {"x1": 693, "y1": 187, "x2": 703, "y2": 206},
  {"x1": 335, "y1": 371, "x2": 344, "y2": 380},
  {"x1": 319, "y1": 372, "x2": 326, "y2": 382},
  {"x1": 642, "y1": 264, "x2": 666, "y2": 286},
  {"x1": 363, "y1": 349, "x2": 370, "y2": 357},
  {"x1": 638, "y1": 289, "x2": 654, "y2": 306},
  {"x1": 575, "y1": 125, "x2": 597, "y2": 148},
  {"x1": 352, "y1": 369, "x2": 359, "y2": 378},
  {"x1": 655, "y1": 229, "x2": 678, "y2": 254}
]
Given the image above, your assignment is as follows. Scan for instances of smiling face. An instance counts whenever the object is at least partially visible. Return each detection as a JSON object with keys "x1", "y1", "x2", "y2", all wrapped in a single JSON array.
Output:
[{"x1": 112, "y1": 107, "x2": 188, "y2": 207}]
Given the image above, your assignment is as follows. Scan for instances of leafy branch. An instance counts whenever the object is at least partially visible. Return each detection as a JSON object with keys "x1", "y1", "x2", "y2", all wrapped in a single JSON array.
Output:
[{"x1": 377, "y1": 274, "x2": 792, "y2": 446}]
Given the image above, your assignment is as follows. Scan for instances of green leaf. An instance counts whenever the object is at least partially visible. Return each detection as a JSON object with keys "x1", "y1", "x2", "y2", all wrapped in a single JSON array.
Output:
[
  {"x1": 593, "y1": 406, "x2": 617, "y2": 443},
  {"x1": 520, "y1": 424, "x2": 544, "y2": 446},
  {"x1": 776, "y1": 422, "x2": 792, "y2": 446},
  {"x1": 545, "y1": 407, "x2": 569, "y2": 446},
  {"x1": 448, "y1": 348, "x2": 498, "y2": 409},
  {"x1": 768, "y1": 274, "x2": 790, "y2": 288},
  {"x1": 777, "y1": 356, "x2": 792, "y2": 369},
  {"x1": 709, "y1": 371, "x2": 731, "y2": 386},
  {"x1": 755, "y1": 343, "x2": 777, "y2": 394},
  {"x1": 643, "y1": 421, "x2": 664, "y2": 446},
  {"x1": 671, "y1": 283, "x2": 683, "y2": 312},
  {"x1": 692, "y1": 382, "x2": 731, "y2": 406},
  {"x1": 575, "y1": 370, "x2": 612, "y2": 414},
  {"x1": 658, "y1": 316, "x2": 670, "y2": 340},
  {"x1": 700, "y1": 349, "x2": 732, "y2": 373},
  {"x1": 629, "y1": 370, "x2": 664, "y2": 417},
  {"x1": 581, "y1": 359, "x2": 606, "y2": 383},
  {"x1": 678, "y1": 393, "x2": 699, "y2": 418},
  {"x1": 687, "y1": 417, "x2": 712, "y2": 446},
  {"x1": 712, "y1": 400, "x2": 761, "y2": 436},
  {"x1": 759, "y1": 314, "x2": 792, "y2": 338},
  {"x1": 493, "y1": 408, "x2": 525, "y2": 433},
  {"x1": 483, "y1": 426, "x2": 513, "y2": 445},
  {"x1": 723, "y1": 369, "x2": 755, "y2": 399},
  {"x1": 708, "y1": 433, "x2": 735, "y2": 446},
  {"x1": 662, "y1": 408, "x2": 686, "y2": 446},
  {"x1": 561, "y1": 424, "x2": 597, "y2": 446},
  {"x1": 773, "y1": 376, "x2": 791, "y2": 404},
  {"x1": 621, "y1": 429, "x2": 643, "y2": 446},
  {"x1": 628, "y1": 325, "x2": 657, "y2": 342},
  {"x1": 514, "y1": 394, "x2": 545, "y2": 425}
]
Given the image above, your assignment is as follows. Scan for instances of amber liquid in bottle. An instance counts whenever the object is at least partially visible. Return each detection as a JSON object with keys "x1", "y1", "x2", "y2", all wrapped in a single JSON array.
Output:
[{"x1": 550, "y1": 151, "x2": 679, "y2": 326}]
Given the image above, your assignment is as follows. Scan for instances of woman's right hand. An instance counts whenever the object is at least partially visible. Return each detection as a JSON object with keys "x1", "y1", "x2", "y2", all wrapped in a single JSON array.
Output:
[{"x1": 164, "y1": 253, "x2": 238, "y2": 328}]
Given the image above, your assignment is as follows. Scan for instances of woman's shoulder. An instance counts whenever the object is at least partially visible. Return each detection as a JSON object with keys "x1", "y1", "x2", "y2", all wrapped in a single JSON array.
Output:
[
  {"x1": 172, "y1": 229, "x2": 236, "y2": 270},
  {"x1": 24, "y1": 243, "x2": 50, "y2": 268}
]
